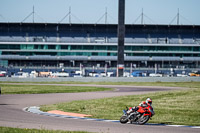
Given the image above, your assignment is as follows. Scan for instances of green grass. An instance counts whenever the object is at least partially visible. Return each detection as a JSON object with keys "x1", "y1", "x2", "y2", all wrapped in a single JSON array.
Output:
[
  {"x1": 2, "y1": 81, "x2": 199, "y2": 94},
  {"x1": 40, "y1": 82, "x2": 200, "y2": 126},
  {"x1": 0, "y1": 81, "x2": 199, "y2": 88},
  {"x1": 0, "y1": 84, "x2": 112, "y2": 94},
  {"x1": 1, "y1": 81, "x2": 200, "y2": 126},
  {"x1": 0, "y1": 127, "x2": 92, "y2": 133}
]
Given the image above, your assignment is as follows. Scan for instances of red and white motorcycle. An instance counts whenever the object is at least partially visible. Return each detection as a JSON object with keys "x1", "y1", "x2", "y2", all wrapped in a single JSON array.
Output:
[{"x1": 120, "y1": 105, "x2": 155, "y2": 125}]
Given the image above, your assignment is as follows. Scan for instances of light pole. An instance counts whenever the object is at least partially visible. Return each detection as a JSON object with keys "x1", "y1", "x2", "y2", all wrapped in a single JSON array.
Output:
[{"x1": 117, "y1": 0, "x2": 125, "y2": 77}]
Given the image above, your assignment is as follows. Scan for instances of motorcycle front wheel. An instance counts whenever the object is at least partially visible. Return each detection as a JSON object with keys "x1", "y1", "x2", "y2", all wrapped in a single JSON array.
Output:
[
  {"x1": 120, "y1": 116, "x2": 128, "y2": 124},
  {"x1": 137, "y1": 115, "x2": 150, "y2": 125}
]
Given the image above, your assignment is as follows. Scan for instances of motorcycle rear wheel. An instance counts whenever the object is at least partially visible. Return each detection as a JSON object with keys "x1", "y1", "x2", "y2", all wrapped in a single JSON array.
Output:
[
  {"x1": 137, "y1": 115, "x2": 150, "y2": 125},
  {"x1": 120, "y1": 116, "x2": 128, "y2": 124}
]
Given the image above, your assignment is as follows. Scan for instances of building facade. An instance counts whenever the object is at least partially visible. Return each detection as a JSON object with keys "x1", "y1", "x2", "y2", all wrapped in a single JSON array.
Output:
[{"x1": 0, "y1": 23, "x2": 200, "y2": 69}]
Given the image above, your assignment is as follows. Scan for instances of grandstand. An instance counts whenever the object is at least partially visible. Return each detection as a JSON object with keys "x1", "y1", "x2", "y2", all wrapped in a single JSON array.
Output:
[{"x1": 0, "y1": 22, "x2": 200, "y2": 69}]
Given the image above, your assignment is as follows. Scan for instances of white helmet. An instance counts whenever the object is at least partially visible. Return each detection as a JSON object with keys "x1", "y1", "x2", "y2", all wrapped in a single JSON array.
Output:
[{"x1": 146, "y1": 98, "x2": 152, "y2": 105}]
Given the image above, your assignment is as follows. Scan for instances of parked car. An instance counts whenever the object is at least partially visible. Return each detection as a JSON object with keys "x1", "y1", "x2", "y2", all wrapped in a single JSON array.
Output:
[
  {"x1": 52, "y1": 72, "x2": 69, "y2": 77},
  {"x1": 189, "y1": 71, "x2": 200, "y2": 77},
  {"x1": 149, "y1": 73, "x2": 163, "y2": 77},
  {"x1": 38, "y1": 72, "x2": 52, "y2": 77},
  {"x1": 89, "y1": 72, "x2": 100, "y2": 77},
  {"x1": 131, "y1": 71, "x2": 142, "y2": 77},
  {"x1": 30, "y1": 70, "x2": 39, "y2": 78},
  {"x1": 100, "y1": 72, "x2": 107, "y2": 77},
  {"x1": 123, "y1": 72, "x2": 130, "y2": 77},
  {"x1": 0, "y1": 71, "x2": 6, "y2": 77},
  {"x1": 11, "y1": 72, "x2": 29, "y2": 78},
  {"x1": 177, "y1": 74, "x2": 188, "y2": 77},
  {"x1": 73, "y1": 74, "x2": 83, "y2": 77}
]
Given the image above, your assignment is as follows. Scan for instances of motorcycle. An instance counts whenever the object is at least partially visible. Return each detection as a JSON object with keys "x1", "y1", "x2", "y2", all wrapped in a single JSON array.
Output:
[{"x1": 120, "y1": 105, "x2": 155, "y2": 125}]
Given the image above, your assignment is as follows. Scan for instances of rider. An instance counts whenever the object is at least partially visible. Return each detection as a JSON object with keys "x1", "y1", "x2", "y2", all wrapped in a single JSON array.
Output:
[
  {"x1": 127, "y1": 98, "x2": 153, "y2": 114},
  {"x1": 145, "y1": 98, "x2": 155, "y2": 116}
]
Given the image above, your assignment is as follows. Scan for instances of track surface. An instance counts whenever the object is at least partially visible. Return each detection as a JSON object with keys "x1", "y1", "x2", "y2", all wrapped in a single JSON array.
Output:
[{"x1": 0, "y1": 84, "x2": 199, "y2": 133}]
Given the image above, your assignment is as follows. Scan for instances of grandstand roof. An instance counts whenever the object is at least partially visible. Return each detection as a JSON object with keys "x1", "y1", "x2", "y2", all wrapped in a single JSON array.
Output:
[{"x1": 0, "y1": 22, "x2": 200, "y2": 32}]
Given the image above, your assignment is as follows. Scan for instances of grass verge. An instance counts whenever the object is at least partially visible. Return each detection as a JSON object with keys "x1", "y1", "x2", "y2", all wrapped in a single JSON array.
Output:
[
  {"x1": 0, "y1": 127, "x2": 92, "y2": 133},
  {"x1": 0, "y1": 84, "x2": 111, "y2": 94},
  {"x1": 40, "y1": 82, "x2": 200, "y2": 126},
  {"x1": 0, "y1": 81, "x2": 200, "y2": 87}
]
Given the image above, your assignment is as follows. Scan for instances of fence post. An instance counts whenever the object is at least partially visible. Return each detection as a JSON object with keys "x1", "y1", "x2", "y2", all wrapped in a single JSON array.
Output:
[{"x1": 0, "y1": 87, "x2": 1, "y2": 95}]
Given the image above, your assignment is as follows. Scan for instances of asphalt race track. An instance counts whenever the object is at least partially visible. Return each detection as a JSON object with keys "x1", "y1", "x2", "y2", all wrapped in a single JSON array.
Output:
[{"x1": 0, "y1": 84, "x2": 199, "y2": 133}]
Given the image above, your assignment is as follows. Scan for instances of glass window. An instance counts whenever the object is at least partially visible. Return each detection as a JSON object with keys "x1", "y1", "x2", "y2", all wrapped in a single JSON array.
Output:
[
  {"x1": 98, "y1": 52, "x2": 107, "y2": 56},
  {"x1": 27, "y1": 45, "x2": 34, "y2": 50},
  {"x1": 43, "y1": 45, "x2": 48, "y2": 49},
  {"x1": 34, "y1": 45, "x2": 44, "y2": 49},
  {"x1": 83, "y1": 45, "x2": 94, "y2": 50},
  {"x1": 48, "y1": 45, "x2": 56, "y2": 49},
  {"x1": 110, "y1": 53, "x2": 117, "y2": 56},
  {"x1": 0, "y1": 44, "x2": 20, "y2": 49},
  {"x1": 0, "y1": 45, "x2": 8, "y2": 49},
  {"x1": 61, "y1": 45, "x2": 68, "y2": 50},
  {"x1": 108, "y1": 46, "x2": 117, "y2": 51},
  {"x1": 92, "y1": 52, "x2": 98, "y2": 56},
  {"x1": 193, "y1": 47, "x2": 200, "y2": 51},
  {"x1": 56, "y1": 45, "x2": 61, "y2": 50},
  {"x1": 95, "y1": 46, "x2": 107, "y2": 50},
  {"x1": 83, "y1": 52, "x2": 91, "y2": 56},
  {"x1": 71, "y1": 45, "x2": 82, "y2": 50},
  {"x1": 20, "y1": 45, "x2": 27, "y2": 49},
  {"x1": 9, "y1": 45, "x2": 20, "y2": 49}
]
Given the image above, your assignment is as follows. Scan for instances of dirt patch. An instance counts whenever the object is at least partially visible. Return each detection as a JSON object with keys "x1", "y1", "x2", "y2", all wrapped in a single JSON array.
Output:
[{"x1": 47, "y1": 110, "x2": 92, "y2": 118}]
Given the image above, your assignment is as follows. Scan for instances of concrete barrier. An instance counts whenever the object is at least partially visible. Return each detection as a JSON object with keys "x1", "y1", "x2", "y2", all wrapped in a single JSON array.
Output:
[{"x1": 0, "y1": 77, "x2": 200, "y2": 82}]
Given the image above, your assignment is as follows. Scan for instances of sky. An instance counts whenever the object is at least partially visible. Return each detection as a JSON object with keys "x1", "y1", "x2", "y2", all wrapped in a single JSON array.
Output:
[{"x1": 0, "y1": 0, "x2": 200, "y2": 25}]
